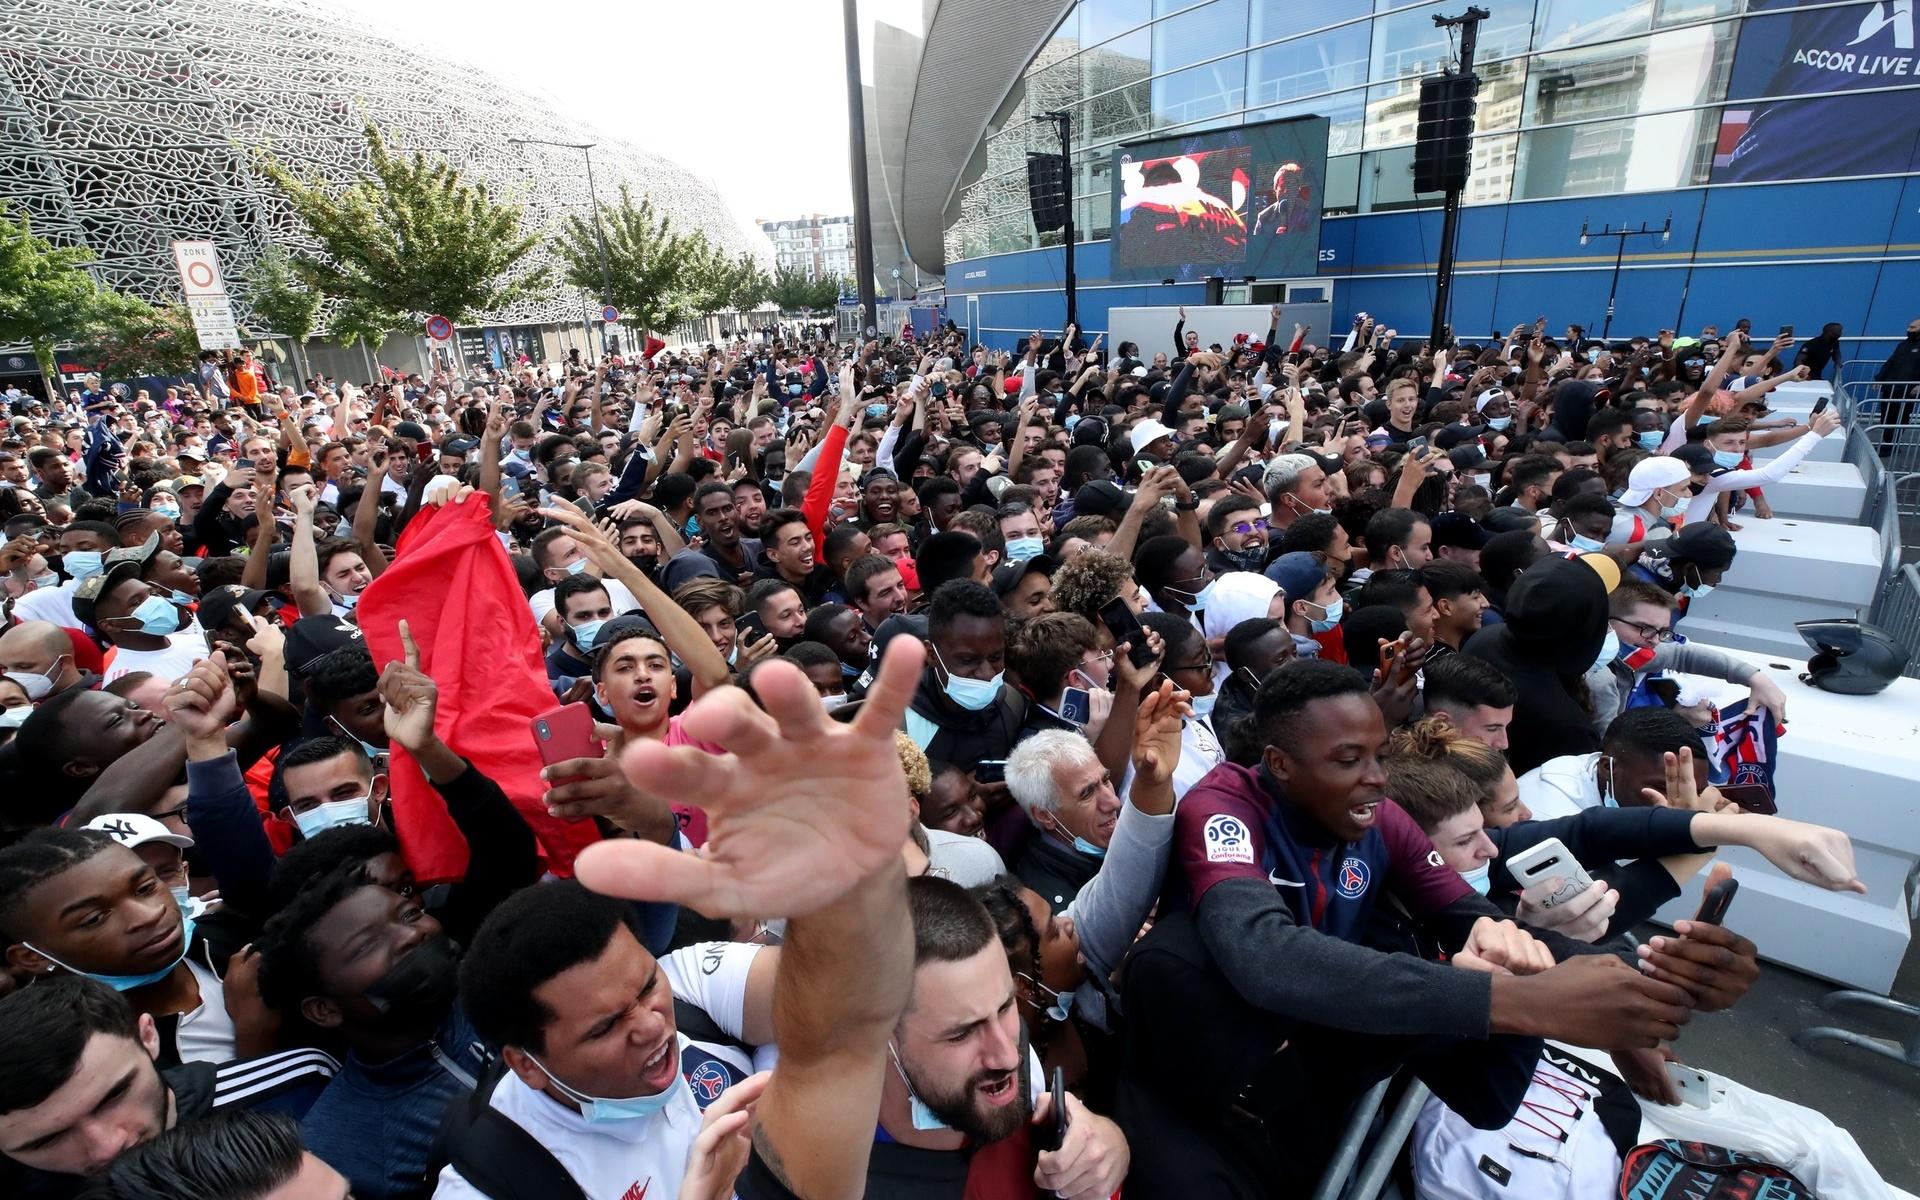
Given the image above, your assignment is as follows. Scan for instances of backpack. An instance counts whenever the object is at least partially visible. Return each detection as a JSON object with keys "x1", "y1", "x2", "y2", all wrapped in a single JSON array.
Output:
[
  {"x1": 429, "y1": 1056, "x2": 586, "y2": 1200},
  {"x1": 1618, "y1": 1138, "x2": 1815, "y2": 1200}
]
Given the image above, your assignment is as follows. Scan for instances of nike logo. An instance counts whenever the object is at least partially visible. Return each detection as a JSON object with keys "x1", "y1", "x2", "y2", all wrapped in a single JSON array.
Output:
[{"x1": 1269, "y1": 871, "x2": 1305, "y2": 887}]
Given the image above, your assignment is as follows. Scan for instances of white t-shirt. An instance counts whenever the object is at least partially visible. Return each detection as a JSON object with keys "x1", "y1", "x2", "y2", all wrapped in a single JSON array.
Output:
[
  {"x1": 1516, "y1": 752, "x2": 1603, "y2": 822},
  {"x1": 175, "y1": 957, "x2": 237, "y2": 1066},
  {"x1": 925, "y1": 828, "x2": 1008, "y2": 888},
  {"x1": 431, "y1": 1049, "x2": 703, "y2": 1200},
  {"x1": 102, "y1": 636, "x2": 207, "y2": 685},
  {"x1": 10, "y1": 579, "x2": 80, "y2": 629},
  {"x1": 530, "y1": 577, "x2": 642, "y2": 624},
  {"x1": 1170, "y1": 715, "x2": 1227, "y2": 801},
  {"x1": 663, "y1": 941, "x2": 778, "y2": 1077}
]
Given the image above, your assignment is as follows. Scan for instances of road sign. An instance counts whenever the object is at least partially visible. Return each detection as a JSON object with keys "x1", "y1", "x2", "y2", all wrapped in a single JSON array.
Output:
[
  {"x1": 601, "y1": 305, "x2": 620, "y2": 324},
  {"x1": 425, "y1": 314, "x2": 454, "y2": 341},
  {"x1": 170, "y1": 240, "x2": 242, "y2": 350}
]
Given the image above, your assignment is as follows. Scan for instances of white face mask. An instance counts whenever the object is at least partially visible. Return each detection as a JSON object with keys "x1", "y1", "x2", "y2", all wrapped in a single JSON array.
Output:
[{"x1": 291, "y1": 796, "x2": 372, "y2": 839}]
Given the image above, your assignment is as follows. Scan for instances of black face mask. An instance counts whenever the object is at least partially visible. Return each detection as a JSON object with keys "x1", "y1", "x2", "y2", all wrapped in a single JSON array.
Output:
[
  {"x1": 627, "y1": 553, "x2": 659, "y2": 577},
  {"x1": 364, "y1": 934, "x2": 461, "y2": 1029}
]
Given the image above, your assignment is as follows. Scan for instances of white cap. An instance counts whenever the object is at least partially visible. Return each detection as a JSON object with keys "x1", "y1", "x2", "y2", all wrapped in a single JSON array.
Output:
[
  {"x1": 1129, "y1": 419, "x2": 1176, "y2": 454},
  {"x1": 84, "y1": 812, "x2": 194, "y2": 849},
  {"x1": 1473, "y1": 388, "x2": 1505, "y2": 412},
  {"x1": 1619, "y1": 455, "x2": 1690, "y2": 507}
]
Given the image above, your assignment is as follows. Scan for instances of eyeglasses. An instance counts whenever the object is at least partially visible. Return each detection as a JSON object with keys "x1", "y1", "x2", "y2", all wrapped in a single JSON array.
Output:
[
  {"x1": 1610, "y1": 617, "x2": 1675, "y2": 643},
  {"x1": 1228, "y1": 518, "x2": 1270, "y2": 536}
]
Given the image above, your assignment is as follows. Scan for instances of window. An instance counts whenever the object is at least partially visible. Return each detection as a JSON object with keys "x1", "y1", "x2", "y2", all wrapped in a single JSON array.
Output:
[
  {"x1": 1151, "y1": 56, "x2": 1249, "y2": 128},
  {"x1": 1513, "y1": 107, "x2": 1717, "y2": 197},
  {"x1": 1533, "y1": 0, "x2": 1654, "y2": 50},
  {"x1": 1085, "y1": 81, "x2": 1152, "y2": 144},
  {"x1": 1253, "y1": 87, "x2": 1366, "y2": 154},
  {"x1": 1248, "y1": 23, "x2": 1370, "y2": 107},
  {"x1": 1371, "y1": 0, "x2": 1534, "y2": 82},
  {"x1": 1324, "y1": 153, "x2": 1362, "y2": 213},
  {"x1": 1081, "y1": 0, "x2": 1152, "y2": 45},
  {"x1": 1250, "y1": 0, "x2": 1371, "y2": 44},
  {"x1": 1081, "y1": 28, "x2": 1150, "y2": 99},
  {"x1": 1524, "y1": 24, "x2": 1732, "y2": 126},
  {"x1": 1152, "y1": 0, "x2": 1250, "y2": 74}
]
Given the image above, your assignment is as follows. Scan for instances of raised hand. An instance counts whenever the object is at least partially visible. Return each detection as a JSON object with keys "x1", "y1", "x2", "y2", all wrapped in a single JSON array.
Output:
[
  {"x1": 1633, "y1": 865, "x2": 1761, "y2": 1012},
  {"x1": 378, "y1": 620, "x2": 439, "y2": 754},
  {"x1": 572, "y1": 637, "x2": 925, "y2": 919},
  {"x1": 167, "y1": 650, "x2": 239, "y2": 747},
  {"x1": 1131, "y1": 679, "x2": 1189, "y2": 788}
]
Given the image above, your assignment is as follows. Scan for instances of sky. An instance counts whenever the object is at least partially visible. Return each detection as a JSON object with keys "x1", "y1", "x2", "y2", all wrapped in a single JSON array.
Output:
[{"x1": 325, "y1": 0, "x2": 923, "y2": 233}]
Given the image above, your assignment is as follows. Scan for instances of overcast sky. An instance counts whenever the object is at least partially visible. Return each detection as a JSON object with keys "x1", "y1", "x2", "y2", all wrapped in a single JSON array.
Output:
[{"x1": 325, "y1": 0, "x2": 922, "y2": 231}]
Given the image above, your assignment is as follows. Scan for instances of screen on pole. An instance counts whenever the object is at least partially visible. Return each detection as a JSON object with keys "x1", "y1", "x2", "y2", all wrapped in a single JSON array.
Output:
[{"x1": 1108, "y1": 115, "x2": 1329, "y2": 283}]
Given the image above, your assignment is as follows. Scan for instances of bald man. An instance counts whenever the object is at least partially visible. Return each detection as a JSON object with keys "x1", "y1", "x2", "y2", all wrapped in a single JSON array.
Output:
[{"x1": 0, "y1": 620, "x2": 87, "y2": 700}]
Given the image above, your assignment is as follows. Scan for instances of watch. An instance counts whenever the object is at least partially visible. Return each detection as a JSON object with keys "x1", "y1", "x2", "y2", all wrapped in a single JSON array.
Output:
[{"x1": 1174, "y1": 496, "x2": 1199, "y2": 511}]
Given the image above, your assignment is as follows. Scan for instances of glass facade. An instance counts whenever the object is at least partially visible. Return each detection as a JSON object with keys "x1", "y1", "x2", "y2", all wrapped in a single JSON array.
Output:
[{"x1": 942, "y1": 0, "x2": 1919, "y2": 266}]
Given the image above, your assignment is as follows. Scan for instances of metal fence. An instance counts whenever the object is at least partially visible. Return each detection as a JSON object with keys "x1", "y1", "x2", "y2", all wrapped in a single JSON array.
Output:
[{"x1": 1869, "y1": 563, "x2": 1920, "y2": 679}]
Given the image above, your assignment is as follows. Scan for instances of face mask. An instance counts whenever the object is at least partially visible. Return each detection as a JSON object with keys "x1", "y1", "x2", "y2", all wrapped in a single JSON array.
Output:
[
  {"x1": 1485, "y1": 416, "x2": 1512, "y2": 432},
  {"x1": 933, "y1": 645, "x2": 1002, "y2": 711},
  {"x1": 1569, "y1": 533, "x2": 1605, "y2": 554},
  {"x1": 1597, "y1": 755, "x2": 1619, "y2": 808},
  {"x1": 1302, "y1": 598, "x2": 1343, "y2": 633},
  {"x1": 1005, "y1": 535, "x2": 1044, "y2": 563},
  {"x1": 564, "y1": 556, "x2": 593, "y2": 577},
  {"x1": 889, "y1": 1043, "x2": 953, "y2": 1131},
  {"x1": 364, "y1": 934, "x2": 461, "y2": 1026},
  {"x1": 1637, "y1": 430, "x2": 1664, "y2": 451},
  {"x1": 572, "y1": 619, "x2": 607, "y2": 652},
  {"x1": 820, "y1": 692, "x2": 852, "y2": 713},
  {"x1": 26, "y1": 910, "x2": 195, "y2": 992},
  {"x1": 1655, "y1": 490, "x2": 1687, "y2": 519},
  {"x1": 6, "y1": 658, "x2": 66, "y2": 701},
  {"x1": 333, "y1": 590, "x2": 360, "y2": 613},
  {"x1": 0, "y1": 706, "x2": 30, "y2": 729},
  {"x1": 292, "y1": 796, "x2": 372, "y2": 839},
  {"x1": 167, "y1": 589, "x2": 195, "y2": 608},
  {"x1": 526, "y1": 1039, "x2": 687, "y2": 1124},
  {"x1": 31, "y1": 571, "x2": 57, "y2": 590},
  {"x1": 1218, "y1": 544, "x2": 1265, "y2": 572},
  {"x1": 1064, "y1": 415, "x2": 1081, "y2": 431},
  {"x1": 1461, "y1": 862, "x2": 1491, "y2": 896},
  {"x1": 865, "y1": 402, "x2": 889, "y2": 419},
  {"x1": 1711, "y1": 449, "x2": 1743, "y2": 469},
  {"x1": 63, "y1": 550, "x2": 104, "y2": 581},
  {"x1": 1679, "y1": 581, "x2": 1715, "y2": 600},
  {"x1": 1167, "y1": 576, "x2": 1219, "y2": 612},
  {"x1": 150, "y1": 500, "x2": 181, "y2": 520},
  {"x1": 120, "y1": 595, "x2": 181, "y2": 637},
  {"x1": 788, "y1": 384, "x2": 804, "y2": 396},
  {"x1": 1592, "y1": 629, "x2": 1620, "y2": 671},
  {"x1": 1189, "y1": 690, "x2": 1217, "y2": 718},
  {"x1": 1021, "y1": 972, "x2": 1078, "y2": 1024},
  {"x1": 170, "y1": 885, "x2": 201, "y2": 916}
]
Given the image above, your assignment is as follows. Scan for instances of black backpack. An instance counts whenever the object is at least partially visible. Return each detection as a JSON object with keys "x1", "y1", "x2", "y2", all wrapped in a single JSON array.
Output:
[{"x1": 429, "y1": 1056, "x2": 586, "y2": 1200}]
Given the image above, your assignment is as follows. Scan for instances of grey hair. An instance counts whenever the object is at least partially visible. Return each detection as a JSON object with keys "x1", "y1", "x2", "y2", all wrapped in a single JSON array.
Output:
[
  {"x1": 1263, "y1": 452, "x2": 1320, "y2": 499},
  {"x1": 1005, "y1": 730, "x2": 1100, "y2": 823}
]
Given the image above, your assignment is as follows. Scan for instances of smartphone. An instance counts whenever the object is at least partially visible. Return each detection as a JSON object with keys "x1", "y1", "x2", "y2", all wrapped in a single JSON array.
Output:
[
  {"x1": 1778, "y1": 324, "x2": 1794, "y2": 338},
  {"x1": 975, "y1": 759, "x2": 1009, "y2": 785},
  {"x1": 1058, "y1": 686, "x2": 1092, "y2": 727},
  {"x1": 1664, "y1": 1061, "x2": 1720, "y2": 1109},
  {"x1": 1506, "y1": 837, "x2": 1597, "y2": 909},
  {"x1": 1715, "y1": 782, "x2": 1777, "y2": 815},
  {"x1": 1098, "y1": 596, "x2": 1158, "y2": 667},
  {"x1": 1036, "y1": 1067, "x2": 1070, "y2": 1153},
  {"x1": 1810, "y1": 395, "x2": 1830, "y2": 417},
  {"x1": 1695, "y1": 875, "x2": 1739, "y2": 925},
  {"x1": 531, "y1": 703, "x2": 601, "y2": 783},
  {"x1": 1407, "y1": 435, "x2": 1430, "y2": 455}
]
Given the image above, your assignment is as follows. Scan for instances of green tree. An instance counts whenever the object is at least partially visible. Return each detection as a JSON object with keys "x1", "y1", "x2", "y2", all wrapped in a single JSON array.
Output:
[
  {"x1": 0, "y1": 205, "x2": 136, "y2": 400},
  {"x1": 245, "y1": 246, "x2": 322, "y2": 383},
  {"x1": 713, "y1": 253, "x2": 772, "y2": 313},
  {"x1": 769, "y1": 264, "x2": 842, "y2": 314},
  {"x1": 259, "y1": 121, "x2": 546, "y2": 341},
  {"x1": 85, "y1": 303, "x2": 201, "y2": 381},
  {"x1": 553, "y1": 183, "x2": 717, "y2": 337}
]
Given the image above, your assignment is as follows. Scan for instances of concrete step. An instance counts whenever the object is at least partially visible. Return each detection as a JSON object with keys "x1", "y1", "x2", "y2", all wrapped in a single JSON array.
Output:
[
  {"x1": 1714, "y1": 516, "x2": 1882, "y2": 606},
  {"x1": 1751, "y1": 425, "x2": 1847, "y2": 462},
  {"x1": 1747, "y1": 459, "x2": 1869, "y2": 522},
  {"x1": 1681, "y1": 603, "x2": 1865, "y2": 659}
]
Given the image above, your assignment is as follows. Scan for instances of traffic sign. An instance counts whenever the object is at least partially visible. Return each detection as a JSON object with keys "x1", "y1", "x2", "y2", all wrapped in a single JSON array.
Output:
[
  {"x1": 170, "y1": 240, "x2": 242, "y2": 350},
  {"x1": 601, "y1": 306, "x2": 620, "y2": 323},
  {"x1": 425, "y1": 314, "x2": 453, "y2": 341}
]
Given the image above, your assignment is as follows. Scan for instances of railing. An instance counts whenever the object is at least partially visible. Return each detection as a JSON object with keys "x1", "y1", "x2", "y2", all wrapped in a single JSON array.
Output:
[{"x1": 1868, "y1": 563, "x2": 1920, "y2": 679}]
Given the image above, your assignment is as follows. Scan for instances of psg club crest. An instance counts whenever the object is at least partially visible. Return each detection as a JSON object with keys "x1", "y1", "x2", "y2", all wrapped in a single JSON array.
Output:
[
  {"x1": 1336, "y1": 856, "x2": 1371, "y2": 899},
  {"x1": 687, "y1": 1060, "x2": 729, "y2": 1104}
]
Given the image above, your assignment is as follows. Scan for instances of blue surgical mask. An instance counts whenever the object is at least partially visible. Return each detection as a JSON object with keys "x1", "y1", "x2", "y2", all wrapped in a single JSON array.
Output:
[
  {"x1": 151, "y1": 501, "x2": 181, "y2": 520},
  {"x1": 168, "y1": 589, "x2": 195, "y2": 608},
  {"x1": 293, "y1": 796, "x2": 372, "y2": 839},
  {"x1": 1679, "y1": 581, "x2": 1715, "y2": 600},
  {"x1": 32, "y1": 571, "x2": 58, "y2": 590},
  {"x1": 1485, "y1": 416, "x2": 1512, "y2": 432},
  {"x1": 1168, "y1": 576, "x2": 1219, "y2": 612},
  {"x1": 1006, "y1": 535, "x2": 1044, "y2": 563},
  {"x1": 1189, "y1": 691, "x2": 1217, "y2": 718},
  {"x1": 1064, "y1": 415, "x2": 1081, "y2": 432},
  {"x1": 63, "y1": 550, "x2": 104, "y2": 581},
  {"x1": 865, "y1": 402, "x2": 889, "y2": 419},
  {"x1": 334, "y1": 590, "x2": 360, "y2": 612},
  {"x1": 1303, "y1": 597, "x2": 1343, "y2": 633},
  {"x1": 566, "y1": 556, "x2": 590, "y2": 576},
  {"x1": 1711, "y1": 449, "x2": 1743, "y2": 469},
  {"x1": 1657, "y1": 491, "x2": 1687, "y2": 519},
  {"x1": 123, "y1": 595, "x2": 181, "y2": 636},
  {"x1": 572, "y1": 619, "x2": 606, "y2": 652},
  {"x1": 1592, "y1": 629, "x2": 1620, "y2": 671},
  {"x1": 890, "y1": 1043, "x2": 954, "y2": 1131},
  {"x1": 788, "y1": 383, "x2": 804, "y2": 396},
  {"x1": 1637, "y1": 430, "x2": 1664, "y2": 451},
  {"x1": 527, "y1": 1039, "x2": 687, "y2": 1124},
  {"x1": 26, "y1": 910, "x2": 196, "y2": 992},
  {"x1": 932, "y1": 645, "x2": 1002, "y2": 711},
  {"x1": 1461, "y1": 863, "x2": 1491, "y2": 896},
  {"x1": 1569, "y1": 533, "x2": 1605, "y2": 553}
]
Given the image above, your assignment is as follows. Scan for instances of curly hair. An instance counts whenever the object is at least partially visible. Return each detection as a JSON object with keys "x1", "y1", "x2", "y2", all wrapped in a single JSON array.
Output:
[
  {"x1": 894, "y1": 730, "x2": 931, "y2": 800},
  {"x1": 1387, "y1": 716, "x2": 1511, "y2": 802},
  {"x1": 1047, "y1": 548, "x2": 1132, "y2": 624}
]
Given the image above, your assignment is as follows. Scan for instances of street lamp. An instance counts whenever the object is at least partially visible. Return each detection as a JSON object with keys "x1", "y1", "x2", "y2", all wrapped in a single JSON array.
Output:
[
  {"x1": 511, "y1": 137, "x2": 613, "y2": 355},
  {"x1": 1578, "y1": 212, "x2": 1672, "y2": 341}
]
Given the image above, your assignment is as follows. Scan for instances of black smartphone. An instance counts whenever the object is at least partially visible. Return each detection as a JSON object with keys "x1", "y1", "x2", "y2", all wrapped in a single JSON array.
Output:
[
  {"x1": 1779, "y1": 324, "x2": 1794, "y2": 337},
  {"x1": 975, "y1": 759, "x2": 1008, "y2": 785},
  {"x1": 1811, "y1": 395, "x2": 1830, "y2": 417},
  {"x1": 1695, "y1": 876, "x2": 1739, "y2": 925},
  {"x1": 1034, "y1": 1067, "x2": 1069, "y2": 1153},
  {"x1": 1715, "y1": 782, "x2": 1777, "y2": 815},
  {"x1": 1098, "y1": 596, "x2": 1157, "y2": 667}
]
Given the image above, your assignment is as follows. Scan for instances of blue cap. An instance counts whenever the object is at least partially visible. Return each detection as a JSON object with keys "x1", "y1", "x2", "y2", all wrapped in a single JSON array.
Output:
[{"x1": 1265, "y1": 551, "x2": 1329, "y2": 606}]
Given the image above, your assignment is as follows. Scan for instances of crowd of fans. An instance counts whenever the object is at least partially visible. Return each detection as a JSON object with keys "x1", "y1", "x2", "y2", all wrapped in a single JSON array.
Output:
[{"x1": 0, "y1": 304, "x2": 1899, "y2": 1200}]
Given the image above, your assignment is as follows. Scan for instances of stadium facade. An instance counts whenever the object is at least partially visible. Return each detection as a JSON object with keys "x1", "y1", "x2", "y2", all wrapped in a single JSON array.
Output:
[
  {"x1": 0, "y1": 0, "x2": 770, "y2": 382},
  {"x1": 868, "y1": 0, "x2": 1920, "y2": 357}
]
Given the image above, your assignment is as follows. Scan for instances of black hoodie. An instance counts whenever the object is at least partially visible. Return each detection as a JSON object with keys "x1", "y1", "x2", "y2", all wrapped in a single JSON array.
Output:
[
  {"x1": 1542, "y1": 379, "x2": 1605, "y2": 445},
  {"x1": 1462, "y1": 555, "x2": 1608, "y2": 775}
]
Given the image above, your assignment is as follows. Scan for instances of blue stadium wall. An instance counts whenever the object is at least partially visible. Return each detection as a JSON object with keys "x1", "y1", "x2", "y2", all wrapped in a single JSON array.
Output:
[{"x1": 943, "y1": 174, "x2": 1920, "y2": 359}]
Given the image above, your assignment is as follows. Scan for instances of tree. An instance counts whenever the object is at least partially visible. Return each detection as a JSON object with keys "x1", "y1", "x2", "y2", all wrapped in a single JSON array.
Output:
[
  {"x1": 711, "y1": 253, "x2": 772, "y2": 313},
  {"x1": 553, "y1": 183, "x2": 717, "y2": 337},
  {"x1": 0, "y1": 205, "x2": 133, "y2": 400},
  {"x1": 245, "y1": 247, "x2": 322, "y2": 383},
  {"x1": 768, "y1": 265, "x2": 841, "y2": 314},
  {"x1": 259, "y1": 121, "x2": 546, "y2": 335},
  {"x1": 85, "y1": 303, "x2": 200, "y2": 381}
]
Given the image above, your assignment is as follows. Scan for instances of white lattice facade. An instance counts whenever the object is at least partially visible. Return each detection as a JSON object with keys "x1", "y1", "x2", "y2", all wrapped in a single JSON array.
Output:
[{"x1": 0, "y1": 0, "x2": 770, "y2": 333}]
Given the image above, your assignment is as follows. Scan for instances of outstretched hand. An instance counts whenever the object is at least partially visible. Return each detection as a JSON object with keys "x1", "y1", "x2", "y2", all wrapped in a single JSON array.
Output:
[{"x1": 573, "y1": 636, "x2": 925, "y2": 918}]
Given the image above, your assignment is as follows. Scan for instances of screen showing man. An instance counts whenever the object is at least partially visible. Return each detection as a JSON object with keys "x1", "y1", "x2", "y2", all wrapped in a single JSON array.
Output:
[{"x1": 1114, "y1": 146, "x2": 1251, "y2": 278}]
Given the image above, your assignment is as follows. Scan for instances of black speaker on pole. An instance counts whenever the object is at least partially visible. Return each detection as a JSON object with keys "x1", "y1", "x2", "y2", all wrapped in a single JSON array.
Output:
[
  {"x1": 1413, "y1": 72, "x2": 1478, "y2": 194},
  {"x1": 1027, "y1": 151, "x2": 1068, "y2": 233}
]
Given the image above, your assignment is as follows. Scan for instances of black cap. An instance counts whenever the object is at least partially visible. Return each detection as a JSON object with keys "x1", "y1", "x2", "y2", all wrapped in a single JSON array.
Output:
[
  {"x1": 1433, "y1": 424, "x2": 1482, "y2": 452},
  {"x1": 284, "y1": 615, "x2": 366, "y2": 676},
  {"x1": 393, "y1": 420, "x2": 429, "y2": 443},
  {"x1": 1670, "y1": 522, "x2": 1737, "y2": 570},
  {"x1": 72, "y1": 561, "x2": 142, "y2": 630},
  {"x1": 198, "y1": 584, "x2": 272, "y2": 634},
  {"x1": 1670, "y1": 443, "x2": 1717, "y2": 474},
  {"x1": 991, "y1": 553, "x2": 1058, "y2": 597},
  {"x1": 1072, "y1": 480, "x2": 1128, "y2": 518},
  {"x1": 442, "y1": 436, "x2": 479, "y2": 457},
  {"x1": 1430, "y1": 510, "x2": 1493, "y2": 550}
]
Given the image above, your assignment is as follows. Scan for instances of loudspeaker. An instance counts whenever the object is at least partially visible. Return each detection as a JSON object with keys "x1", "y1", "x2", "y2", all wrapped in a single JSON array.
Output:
[
  {"x1": 1027, "y1": 152, "x2": 1068, "y2": 232},
  {"x1": 1413, "y1": 72, "x2": 1477, "y2": 194}
]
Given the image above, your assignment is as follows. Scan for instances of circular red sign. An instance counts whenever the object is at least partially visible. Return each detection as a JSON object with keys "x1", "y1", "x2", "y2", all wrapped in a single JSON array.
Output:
[{"x1": 184, "y1": 261, "x2": 216, "y2": 289}]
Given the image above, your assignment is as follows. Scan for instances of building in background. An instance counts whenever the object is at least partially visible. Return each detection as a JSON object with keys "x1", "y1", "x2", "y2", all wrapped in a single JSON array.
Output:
[
  {"x1": 863, "y1": 0, "x2": 1920, "y2": 359},
  {"x1": 760, "y1": 215, "x2": 857, "y2": 285}
]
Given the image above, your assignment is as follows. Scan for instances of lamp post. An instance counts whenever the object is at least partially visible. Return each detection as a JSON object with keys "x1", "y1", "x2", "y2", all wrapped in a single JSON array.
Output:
[
  {"x1": 511, "y1": 137, "x2": 613, "y2": 356},
  {"x1": 1579, "y1": 212, "x2": 1672, "y2": 341}
]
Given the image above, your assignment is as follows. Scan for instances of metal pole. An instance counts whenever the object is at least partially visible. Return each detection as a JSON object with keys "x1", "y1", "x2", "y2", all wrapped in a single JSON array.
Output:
[
  {"x1": 1426, "y1": 7, "x2": 1486, "y2": 351},
  {"x1": 1057, "y1": 111, "x2": 1078, "y2": 333},
  {"x1": 1604, "y1": 230, "x2": 1627, "y2": 341},
  {"x1": 843, "y1": 0, "x2": 878, "y2": 338}
]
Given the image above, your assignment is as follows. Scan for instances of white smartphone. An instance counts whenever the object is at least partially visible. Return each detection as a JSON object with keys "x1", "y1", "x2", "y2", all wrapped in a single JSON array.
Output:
[
  {"x1": 1505, "y1": 837, "x2": 1597, "y2": 909},
  {"x1": 1664, "y1": 1061, "x2": 1721, "y2": 1109}
]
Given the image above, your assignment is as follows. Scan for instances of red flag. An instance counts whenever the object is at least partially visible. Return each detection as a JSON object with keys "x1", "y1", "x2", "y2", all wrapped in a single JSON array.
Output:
[
  {"x1": 642, "y1": 335, "x2": 667, "y2": 363},
  {"x1": 356, "y1": 495, "x2": 600, "y2": 883}
]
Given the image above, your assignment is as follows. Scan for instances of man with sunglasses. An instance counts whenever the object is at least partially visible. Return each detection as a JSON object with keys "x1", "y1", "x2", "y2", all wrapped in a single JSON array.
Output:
[
  {"x1": 1204, "y1": 494, "x2": 1269, "y2": 574},
  {"x1": 1582, "y1": 579, "x2": 1791, "y2": 741}
]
